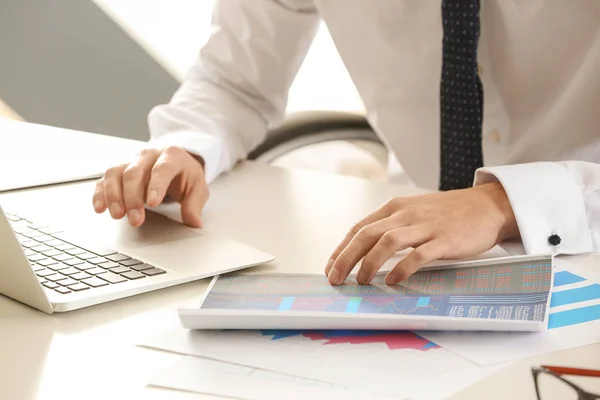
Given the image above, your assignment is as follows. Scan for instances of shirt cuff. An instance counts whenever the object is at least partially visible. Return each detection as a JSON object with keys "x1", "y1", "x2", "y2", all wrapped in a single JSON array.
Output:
[
  {"x1": 474, "y1": 162, "x2": 593, "y2": 256},
  {"x1": 146, "y1": 130, "x2": 226, "y2": 185}
]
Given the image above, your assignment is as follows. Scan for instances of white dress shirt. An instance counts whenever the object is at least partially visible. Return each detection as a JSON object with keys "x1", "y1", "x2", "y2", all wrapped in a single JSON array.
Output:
[{"x1": 147, "y1": 0, "x2": 600, "y2": 258}]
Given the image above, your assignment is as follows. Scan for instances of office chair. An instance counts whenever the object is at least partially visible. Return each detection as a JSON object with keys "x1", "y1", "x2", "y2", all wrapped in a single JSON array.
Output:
[{"x1": 248, "y1": 111, "x2": 384, "y2": 164}]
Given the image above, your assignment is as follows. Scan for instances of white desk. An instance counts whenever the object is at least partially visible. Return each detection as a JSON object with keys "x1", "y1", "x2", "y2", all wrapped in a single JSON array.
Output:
[{"x1": 1, "y1": 161, "x2": 600, "y2": 400}]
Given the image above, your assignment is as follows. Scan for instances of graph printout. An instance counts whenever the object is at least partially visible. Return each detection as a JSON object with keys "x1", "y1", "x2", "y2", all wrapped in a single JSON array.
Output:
[{"x1": 201, "y1": 258, "x2": 553, "y2": 323}]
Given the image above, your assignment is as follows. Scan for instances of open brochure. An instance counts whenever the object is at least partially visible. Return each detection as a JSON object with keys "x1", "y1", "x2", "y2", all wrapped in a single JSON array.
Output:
[{"x1": 179, "y1": 254, "x2": 554, "y2": 332}]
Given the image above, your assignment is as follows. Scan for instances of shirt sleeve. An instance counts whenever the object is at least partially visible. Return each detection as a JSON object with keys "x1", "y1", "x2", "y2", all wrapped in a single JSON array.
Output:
[
  {"x1": 474, "y1": 161, "x2": 600, "y2": 256},
  {"x1": 146, "y1": 0, "x2": 320, "y2": 184}
]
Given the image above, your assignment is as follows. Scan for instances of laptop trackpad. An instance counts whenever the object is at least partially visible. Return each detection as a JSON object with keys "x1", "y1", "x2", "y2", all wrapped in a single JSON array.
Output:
[{"x1": 92, "y1": 210, "x2": 201, "y2": 249}]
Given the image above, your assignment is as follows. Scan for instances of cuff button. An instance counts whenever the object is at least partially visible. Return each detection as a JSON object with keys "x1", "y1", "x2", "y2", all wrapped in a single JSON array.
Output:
[{"x1": 548, "y1": 234, "x2": 561, "y2": 246}]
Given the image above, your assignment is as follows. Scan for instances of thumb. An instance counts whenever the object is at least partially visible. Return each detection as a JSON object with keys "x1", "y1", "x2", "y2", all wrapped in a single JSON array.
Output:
[{"x1": 180, "y1": 183, "x2": 208, "y2": 228}]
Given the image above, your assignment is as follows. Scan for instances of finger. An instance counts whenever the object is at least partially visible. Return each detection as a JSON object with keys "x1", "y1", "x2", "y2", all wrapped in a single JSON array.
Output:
[
  {"x1": 357, "y1": 225, "x2": 433, "y2": 285},
  {"x1": 180, "y1": 180, "x2": 209, "y2": 228},
  {"x1": 324, "y1": 199, "x2": 401, "y2": 277},
  {"x1": 122, "y1": 149, "x2": 160, "y2": 227},
  {"x1": 103, "y1": 164, "x2": 128, "y2": 219},
  {"x1": 327, "y1": 214, "x2": 409, "y2": 286},
  {"x1": 386, "y1": 239, "x2": 448, "y2": 285},
  {"x1": 146, "y1": 148, "x2": 185, "y2": 207},
  {"x1": 92, "y1": 179, "x2": 107, "y2": 213}
]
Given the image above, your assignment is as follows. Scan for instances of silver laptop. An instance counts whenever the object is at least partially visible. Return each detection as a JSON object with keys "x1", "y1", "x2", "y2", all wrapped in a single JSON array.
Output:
[{"x1": 0, "y1": 205, "x2": 274, "y2": 313}]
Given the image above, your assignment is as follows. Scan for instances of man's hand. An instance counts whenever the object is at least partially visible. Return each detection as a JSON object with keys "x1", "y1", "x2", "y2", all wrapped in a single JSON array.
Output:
[
  {"x1": 325, "y1": 182, "x2": 519, "y2": 286},
  {"x1": 92, "y1": 147, "x2": 208, "y2": 228}
]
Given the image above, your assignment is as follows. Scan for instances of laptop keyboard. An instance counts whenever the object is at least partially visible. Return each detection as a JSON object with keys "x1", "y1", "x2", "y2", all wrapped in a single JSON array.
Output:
[{"x1": 4, "y1": 212, "x2": 166, "y2": 295}]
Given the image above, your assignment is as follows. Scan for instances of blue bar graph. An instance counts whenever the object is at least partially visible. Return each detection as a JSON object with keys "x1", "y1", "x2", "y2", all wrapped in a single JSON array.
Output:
[
  {"x1": 345, "y1": 297, "x2": 362, "y2": 313},
  {"x1": 554, "y1": 271, "x2": 585, "y2": 287},
  {"x1": 550, "y1": 284, "x2": 600, "y2": 308},
  {"x1": 417, "y1": 297, "x2": 431, "y2": 307},
  {"x1": 548, "y1": 304, "x2": 600, "y2": 329},
  {"x1": 278, "y1": 296, "x2": 295, "y2": 311}
]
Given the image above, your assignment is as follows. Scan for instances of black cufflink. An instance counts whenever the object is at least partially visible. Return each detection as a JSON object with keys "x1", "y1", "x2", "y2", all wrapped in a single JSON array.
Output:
[{"x1": 548, "y1": 234, "x2": 561, "y2": 246}]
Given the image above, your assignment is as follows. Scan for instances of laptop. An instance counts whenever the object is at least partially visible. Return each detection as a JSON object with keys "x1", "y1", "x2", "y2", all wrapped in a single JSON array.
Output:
[{"x1": 0, "y1": 205, "x2": 274, "y2": 313}]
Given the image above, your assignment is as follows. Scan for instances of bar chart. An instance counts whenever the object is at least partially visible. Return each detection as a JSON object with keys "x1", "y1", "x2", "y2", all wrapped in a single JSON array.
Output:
[{"x1": 548, "y1": 271, "x2": 600, "y2": 329}]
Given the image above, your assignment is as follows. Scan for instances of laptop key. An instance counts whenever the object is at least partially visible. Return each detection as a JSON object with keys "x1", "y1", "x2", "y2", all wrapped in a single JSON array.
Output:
[
  {"x1": 36, "y1": 269, "x2": 56, "y2": 278},
  {"x1": 42, "y1": 249, "x2": 63, "y2": 257},
  {"x1": 53, "y1": 254, "x2": 74, "y2": 262},
  {"x1": 20, "y1": 240, "x2": 39, "y2": 248},
  {"x1": 63, "y1": 258, "x2": 84, "y2": 266},
  {"x1": 35, "y1": 234, "x2": 55, "y2": 243},
  {"x1": 45, "y1": 239, "x2": 65, "y2": 247},
  {"x1": 57, "y1": 278, "x2": 78, "y2": 287},
  {"x1": 86, "y1": 267, "x2": 107, "y2": 275},
  {"x1": 74, "y1": 262, "x2": 96, "y2": 271},
  {"x1": 81, "y1": 277, "x2": 109, "y2": 288},
  {"x1": 99, "y1": 261, "x2": 119, "y2": 269},
  {"x1": 97, "y1": 272, "x2": 127, "y2": 284},
  {"x1": 30, "y1": 244, "x2": 52, "y2": 253},
  {"x1": 60, "y1": 267, "x2": 82, "y2": 276},
  {"x1": 5, "y1": 213, "x2": 20, "y2": 222},
  {"x1": 143, "y1": 268, "x2": 166, "y2": 276},
  {"x1": 121, "y1": 271, "x2": 146, "y2": 280},
  {"x1": 76, "y1": 252, "x2": 97, "y2": 261},
  {"x1": 86, "y1": 257, "x2": 108, "y2": 265},
  {"x1": 43, "y1": 281, "x2": 60, "y2": 289},
  {"x1": 48, "y1": 263, "x2": 70, "y2": 271},
  {"x1": 107, "y1": 253, "x2": 130, "y2": 262},
  {"x1": 55, "y1": 243, "x2": 76, "y2": 252},
  {"x1": 37, "y1": 258, "x2": 58, "y2": 267},
  {"x1": 119, "y1": 258, "x2": 142, "y2": 267},
  {"x1": 55, "y1": 287, "x2": 72, "y2": 294},
  {"x1": 39, "y1": 227, "x2": 63, "y2": 235},
  {"x1": 108, "y1": 266, "x2": 131, "y2": 274},
  {"x1": 65, "y1": 248, "x2": 86, "y2": 256},
  {"x1": 67, "y1": 283, "x2": 90, "y2": 292},
  {"x1": 23, "y1": 249, "x2": 36, "y2": 257},
  {"x1": 80, "y1": 246, "x2": 117, "y2": 257},
  {"x1": 130, "y1": 264, "x2": 153, "y2": 272},
  {"x1": 28, "y1": 254, "x2": 47, "y2": 262},
  {"x1": 28, "y1": 223, "x2": 49, "y2": 230},
  {"x1": 46, "y1": 273, "x2": 68, "y2": 282},
  {"x1": 70, "y1": 272, "x2": 91, "y2": 281},
  {"x1": 31, "y1": 263, "x2": 45, "y2": 272}
]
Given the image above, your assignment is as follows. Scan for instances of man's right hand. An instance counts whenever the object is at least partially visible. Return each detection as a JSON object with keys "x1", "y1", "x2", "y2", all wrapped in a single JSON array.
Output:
[{"x1": 92, "y1": 146, "x2": 208, "y2": 228}]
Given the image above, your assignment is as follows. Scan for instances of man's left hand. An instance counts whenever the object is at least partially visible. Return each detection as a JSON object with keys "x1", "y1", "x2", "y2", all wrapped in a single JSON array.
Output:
[{"x1": 324, "y1": 182, "x2": 520, "y2": 286}]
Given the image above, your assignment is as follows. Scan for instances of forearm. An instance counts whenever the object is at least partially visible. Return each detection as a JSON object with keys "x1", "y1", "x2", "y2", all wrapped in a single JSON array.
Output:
[{"x1": 147, "y1": 0, "x2": 320, "y2": 183}]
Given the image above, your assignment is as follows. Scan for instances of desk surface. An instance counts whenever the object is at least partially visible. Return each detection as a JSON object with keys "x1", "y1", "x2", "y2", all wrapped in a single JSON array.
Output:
[{"x1": 1, "y1": 161, "x2": 599, "y2": 400}]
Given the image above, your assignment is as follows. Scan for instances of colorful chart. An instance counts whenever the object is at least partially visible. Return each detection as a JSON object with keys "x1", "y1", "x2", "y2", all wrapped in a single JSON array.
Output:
[
  {"x1": 548, "y1": 271, "x2": 600, "y2": 329},
  {"x1": 201, "y1": 259, "x2": 553, "y2": 323},
  {"x1": 261, "y1": 330, "x2": 439, "y2": 351}
]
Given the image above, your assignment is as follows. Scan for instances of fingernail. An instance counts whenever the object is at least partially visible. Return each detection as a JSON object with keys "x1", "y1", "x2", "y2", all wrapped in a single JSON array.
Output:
[
  {"x1": 386, "y1": 273, "x2": 398, "y2": 286},
  {"x1": 93, "y1": 200, "x2": 103, "y2": 211},
  {"x1": 147, "y1": 190, "x2": 158, "y2": 205},
  {"x1": 357, "y1": 270, "x2": 368, "y2": 285},
  {"x1": 128, "y1": 209, "x2": 140, "y2": 225},
  {"x1": 324, "y1": 259, "x2": 334, "y2": 276},
  {"x1": 328, "y1": 268, "x2": 341, "y2": 285},
  {"x1": 110, "y1": 203, "x2": 122, "y2": 217}
]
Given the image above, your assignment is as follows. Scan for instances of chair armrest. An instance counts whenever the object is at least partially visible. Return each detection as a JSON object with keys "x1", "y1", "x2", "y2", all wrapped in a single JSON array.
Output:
[{"x1": 248, "y1": 110, "x2": 378, "y2": 161}]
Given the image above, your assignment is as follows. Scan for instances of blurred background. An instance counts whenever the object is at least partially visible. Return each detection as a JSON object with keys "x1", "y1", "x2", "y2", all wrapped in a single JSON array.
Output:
[{"x1": 0, "y1": 0, "x2": 387, "y2": 181}]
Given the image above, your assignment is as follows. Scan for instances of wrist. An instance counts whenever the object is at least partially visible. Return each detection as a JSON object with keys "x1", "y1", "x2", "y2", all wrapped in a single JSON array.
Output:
[{"x1": 476, "y1": 182, "x2": 520, "y2": 242}]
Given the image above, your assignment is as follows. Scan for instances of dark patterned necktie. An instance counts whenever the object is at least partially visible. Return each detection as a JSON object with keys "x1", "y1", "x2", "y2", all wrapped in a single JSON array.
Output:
[{"x1": 439, "y1": 0, "x2": 484, "y2": 191}]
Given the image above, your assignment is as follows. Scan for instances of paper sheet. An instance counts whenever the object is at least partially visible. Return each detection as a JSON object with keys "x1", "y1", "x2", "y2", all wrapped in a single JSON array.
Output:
[
  {"x1": 419, "y1": 258, "x2": 600, "y2": 365},
  {"x1": 139, "y1": 327, "x2": 503, "y2": 400},
  {"x1": 150, "y1": 356, "x2": 398, "y2": 400}
]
